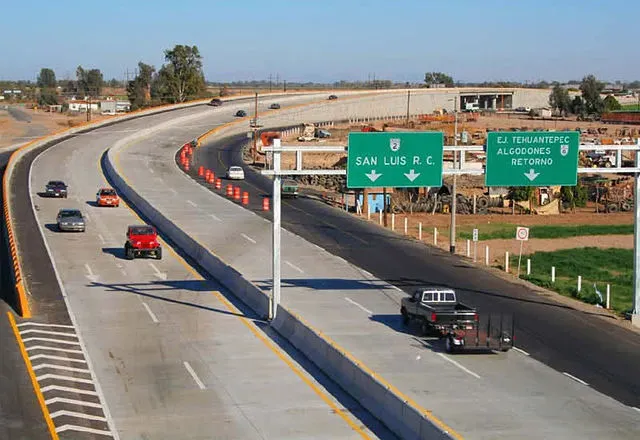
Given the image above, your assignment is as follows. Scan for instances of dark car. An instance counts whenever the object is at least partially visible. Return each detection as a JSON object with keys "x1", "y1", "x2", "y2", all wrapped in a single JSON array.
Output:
[
  {"x1": 269, "y1": 103, "x2": 281, "y2": 109},
  {"x1": 209, "y1": 98, "x2": 222, "y2": 107},
  {"x1": 328, "y1": 95, "x2": 338, "y2": 100},
  {"x1": 45, "y1": 180, "x2": 68, "y2": 198},
  {"x1": 235, "y1": 110, "x2": 247, "y2": 117},
  {"x1": 56, "y1": 209, "x2": 85, "y2": 232}
]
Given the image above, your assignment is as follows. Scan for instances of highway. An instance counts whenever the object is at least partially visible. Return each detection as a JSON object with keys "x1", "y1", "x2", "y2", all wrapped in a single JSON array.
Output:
[
  {"x1": 196, "y1": 133, "x2": 640, "y2": 408},
  {"x1": 103, "y1": 97, "x2": 640, "y2": 438},
  {"x1": 14, "y1": 96, "x2": 395, "y2": 439},
  {"x1": 7, "y1": 89, "x2": 639, "y2": 439}
]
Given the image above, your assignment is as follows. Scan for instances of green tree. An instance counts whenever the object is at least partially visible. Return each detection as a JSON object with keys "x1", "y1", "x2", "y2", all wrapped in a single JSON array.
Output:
[
  {"x1": 549, "y1": 84, "x2": 571, "y2": 115},
  {"x1": 37, "y1": 68, "x2": 57, "y2": 89},
  {"x1": 76, "y1": 66, "x2": 87, "y2": 95},
  {"x1": 580, "y1": 75, "x2": 605, "y2": 115},
  {"x1": 424, "y1": 72, "x2": 454, "y2": 87},
  {"x1": 571, "y1": 96, "x2": 585, "y2": 116},
  {"x1": 560, "y1": 182, "x2": 588, "y2": 211},
  {"x1": 108, "y1": 78, "x2": 120, "y2": 88},
  {"x1": 157, "y1": 45, "x2": 206, "y2": 102},
  {"x1": 127, "y1": 62, "x2": 156, "y2": 110},
  {"x1": 76, "y1": 66, "x2": 104, "y2": 97},
  {"x1": 507, "y1": 187, "x2": 534, "y2": 214},
  {"x1": 38, "y1": 89, "x2": 58, "y2": 106},
  {"x1": 603, "y1": 95, "x2": 622, "y2": 112}
]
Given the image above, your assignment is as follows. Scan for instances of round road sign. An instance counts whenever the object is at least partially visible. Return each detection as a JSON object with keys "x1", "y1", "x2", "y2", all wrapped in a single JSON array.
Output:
[{"x1": 516, "y1": 226, "x2": 529, "y2": 241}]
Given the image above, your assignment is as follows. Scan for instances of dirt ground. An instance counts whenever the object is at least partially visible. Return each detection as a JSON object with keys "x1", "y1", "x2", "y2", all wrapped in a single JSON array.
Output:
[{"x1": 0, "y1": 106, "x2": 111, "y2": 148}]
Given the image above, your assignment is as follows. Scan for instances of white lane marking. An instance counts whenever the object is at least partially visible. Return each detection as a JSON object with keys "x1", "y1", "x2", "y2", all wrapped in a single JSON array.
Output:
[
  {"x1": 120, "y1": 269, "x2": 127, "y2": 276},
  {"x1": 631, "y1": 406, "x2": 640, "y2": 413},
  {"x1": 22, "y1": 337, "x2": 81, "y2": 346},
  {"x1": 563, "y1": 372, "x2": 589, "y2": 386},
  {"x1": 148, "y1": 262, "x2": 167, "y2": 281},
  {"x1": 183, "y1": 361, "x2": 206, "y2": 390},
  {"x1": 169, "y1": 188, "x2": 178, "y2": 195},
  {"x1": 393, "y1": 286, "x2": 403, "y2": 292},
  {"x1": 285, "y1": 260, "x2": 304, "y2": 274},
  {"x1": 512, "y1": 347, "x2": 530, "y2": 356},
  {"x1": 241, "y1": 233, "x2": 256, "y2": 244},
  {"x1": 19, "y1": 329, "x2": 77, "y2": 338},
  {"x1": 55, "y1": 425, "x2": 113, "y2": 436},
  {"x1": 26, "y1": 346, "x2": 83, "y2": 355},
  {"x1": 437, "y1": 353, "x2": 482, "y2": 379},
  {"x1": 30, "y1": 354, "x2": 86, "y2": 364},
  {"x1": 45, "y1": 397, "x2": 102, "y2": 408},
  {"x1": 142, "y1": 302, "x2": 159, "y2": 323},
  {"x1": 148, "y1": 168, "x2": 154, "y2": 174},
  {"x1": 209, "y1": 213, "x2": 221, "y2": 221},
  {"x1": 187, "y1": 200, "x2": 198, "y2": 207},
  {"x1": 51, "y1": 410, "x2": 106, "y2": 422},
  {"x1": 36, "y1": 374, "x2": 94, "y2": 384},
  {"x1": 98, "y1": 234, "x2": 106, "y2": 244},
  {"x1": 33, "y1": 364, "x2": 91, "y2": 374},
  {"x1": 17, "y1": 322, "x2": 74, "y2": 329},
  {"x1": 41, "y1": 385, "x2": 98, "y2": 396},
  {"x1": 344, "y1": 297, "x2": 373, "y2": 315},
  {"x1": 84, "y1": 263, "x2": 99, "y2": 282}
]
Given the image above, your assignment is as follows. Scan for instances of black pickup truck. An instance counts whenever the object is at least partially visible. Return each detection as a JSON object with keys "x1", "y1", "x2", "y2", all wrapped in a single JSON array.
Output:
[{"x1": 401, "y1": 286, "x2": 513, "y2": 353}]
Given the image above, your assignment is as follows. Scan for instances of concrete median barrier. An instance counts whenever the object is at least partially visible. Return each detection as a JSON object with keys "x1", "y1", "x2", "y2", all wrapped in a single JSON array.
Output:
[{"x1": 104, "y1": 144, "x2": 455, "y2": 440}]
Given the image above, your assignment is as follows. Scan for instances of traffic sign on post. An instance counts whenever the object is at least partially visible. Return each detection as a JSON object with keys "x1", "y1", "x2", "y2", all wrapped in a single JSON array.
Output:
[
  {"x1": 346, "y1": 132, "x2": 443, "y2": 188},
  {"x1": 485, "y1": 131, "x2": 579, "y2": 186},
  {"x1": 516, "y1": 226, "x2": 530, "y2": 241}
]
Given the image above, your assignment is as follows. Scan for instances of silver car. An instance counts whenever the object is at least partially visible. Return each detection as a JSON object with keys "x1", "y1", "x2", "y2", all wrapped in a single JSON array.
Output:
[{"x1": 56, "y1": 209, "x2": 86, "y2": 232}]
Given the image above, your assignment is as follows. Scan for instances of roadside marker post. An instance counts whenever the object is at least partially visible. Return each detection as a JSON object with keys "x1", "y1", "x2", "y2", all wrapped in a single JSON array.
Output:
[
  {"x1": 404, "y1": 218, "x2": 408, "y2": 235},
  {"x1": 505, "y1": 251, "x2": 509, "y2": 273},
  {"x1": 418, "y1": 222, "x2": 422, "y2": 241},
  {"x1": 551, "y1": 266, "x2": 556, "y2": 283},
  {"x1": 527, "y1": 259, "x2": 531, "y2": 276},
  {"x1": 472, "y1": 228, "x2": 478, "y2": 262},
  {"x1": 434, "y1": 227, "x2": 438, "y2": 246},
  {"x1": 578, "y1": 275, "x2": 582, "y2": 293},
  {"x1": 485, "y1": 245, "x2": 489, "y2": 266},
  {"x1": 466, "y1": 240, "x2": 470, "y2": 258},
  {"x1": 379, "y1": 210, "x2": 382, "y2": 225},
  {"x1": 606, "y1": 284, "x2": 611, "y2": 309},
  {"x1": 516, "y1": 226, "x2": 529, "y2": 277},
  {"x1": 391, "y1": 213, "x2": 395, "y2": 231}
]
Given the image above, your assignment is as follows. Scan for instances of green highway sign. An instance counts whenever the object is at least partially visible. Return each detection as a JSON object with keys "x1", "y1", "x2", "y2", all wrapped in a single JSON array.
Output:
[
  {"x1": 485, "y1": 131, "x2": 580, "y2": 186},
  {"x1": 346, "y1": 132, "x2": 443, "y2": 188}
]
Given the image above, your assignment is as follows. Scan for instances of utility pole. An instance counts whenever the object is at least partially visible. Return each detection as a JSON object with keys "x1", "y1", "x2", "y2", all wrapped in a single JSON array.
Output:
[
  {"x1": 252, "y1": 92, "x2": 259, "y2": 163},
  {"x1": 269, "y1": 74, "x2": 272, "y2": 92},
  {"x1": 449, "y1": 96, "x2": 458, "y2": 254},
  {"x1": 86, "y1": 94, "x2": 91, "y2": 122},
  {"x1": 406, "y1": 90, "x2": 411, "y2": 125},
  {"x1": 283, "y1": 80, "x2": 287, "y2": 92}
]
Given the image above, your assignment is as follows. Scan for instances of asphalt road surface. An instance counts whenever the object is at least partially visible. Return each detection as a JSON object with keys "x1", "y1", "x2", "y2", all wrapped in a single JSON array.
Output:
[{"x1": 195, "y1": 132, "x2": 640, "y2": 409}]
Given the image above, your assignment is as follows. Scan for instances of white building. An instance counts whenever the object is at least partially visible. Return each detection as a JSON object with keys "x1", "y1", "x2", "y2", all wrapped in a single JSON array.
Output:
[{"x1": 68, "y1": 100, "x2": 99, "y2": 112}]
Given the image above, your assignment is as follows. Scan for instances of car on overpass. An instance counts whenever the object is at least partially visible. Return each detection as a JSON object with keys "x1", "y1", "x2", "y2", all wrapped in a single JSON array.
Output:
[
  {"x1": 209, "y1": 98, "x2": 223, "y2": 107},
  {"x1": 235, "y1": 110, "x2": 247, "y2": 117},
  {"x1": 269, "y1": 103, "x2": 281, "y2": 110},
  {"x1": 328, "y1": 94, "x2": 338, "y2": 100},
  {"x1": 56, "y1": 208, "x2": 85, "y2": 232}
]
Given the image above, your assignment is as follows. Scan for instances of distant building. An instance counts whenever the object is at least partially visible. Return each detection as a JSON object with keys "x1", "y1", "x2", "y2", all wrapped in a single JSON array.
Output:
[{"x1": 68, "y1": 100, "x2": 99, "y2": 112}]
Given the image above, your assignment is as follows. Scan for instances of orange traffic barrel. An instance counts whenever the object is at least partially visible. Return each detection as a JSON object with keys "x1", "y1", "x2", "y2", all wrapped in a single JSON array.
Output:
[
  {"x1": 198, "y1": 166, "x2": 204, "y2": 177},
  {"x1": 242, "y1": 192, "x2": 249, "y2": 205},
  {"x1": 215, "y1": 178, "x2": 222, "y2": 190},
  {"x1": 226, "y1": 185, "x2": 233, "y2": 197},
  {"x1": 262, "y1": 197, "x2": 270, "y2": 211},
  {"x1": 184, "y1": 161, "x2": 190, "y2": 172},
  {"x1": 209, "y1": 171, "x2": 215, "y2": 181},
  {"x1": 233, "y1": 187, "x2": 241, "y2": 200}
]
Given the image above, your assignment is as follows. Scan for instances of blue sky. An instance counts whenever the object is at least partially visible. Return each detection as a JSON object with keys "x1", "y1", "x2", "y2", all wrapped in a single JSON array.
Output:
[{"x1": 0, "y1": 0, "x2": 636, "y2": 83}]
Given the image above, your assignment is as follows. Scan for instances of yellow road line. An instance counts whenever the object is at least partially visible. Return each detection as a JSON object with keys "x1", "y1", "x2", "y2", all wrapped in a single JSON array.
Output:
[
  {"x1": 7, "y1": 312, "x2": 59, "y2": 440},
  {"x1": 102, "y1": 151, "x2": 371, "y2": 438}
]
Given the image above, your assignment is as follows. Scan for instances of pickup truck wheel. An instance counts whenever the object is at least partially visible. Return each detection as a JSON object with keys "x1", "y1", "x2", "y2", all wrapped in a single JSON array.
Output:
[
  {"x1": 401, "y1": 308, "x2": 409, "y2": 325},
  {"x1": 156, "y1": 248, "x2": 162, "y2": 260},
  {"x1": 420, "y1": 321, "x2": 429, "y2": 336},
  {"x1": 445, "y1": 336, "x2": 455, "y2": 354}
]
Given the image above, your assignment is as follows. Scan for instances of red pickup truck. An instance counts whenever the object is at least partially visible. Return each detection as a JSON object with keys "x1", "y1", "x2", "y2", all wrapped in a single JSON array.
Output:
[{"x1": 124, "y1": 225, "x2": 162, "y2": 260}]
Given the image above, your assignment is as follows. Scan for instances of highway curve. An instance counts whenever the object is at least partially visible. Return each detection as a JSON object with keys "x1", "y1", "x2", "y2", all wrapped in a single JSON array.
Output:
[
  {"x1": 19, "y1": 96, "x2": 396, "y2": 439},
  {"x1": 195, "y1": 132, "x2": 640, "y2": 408}
]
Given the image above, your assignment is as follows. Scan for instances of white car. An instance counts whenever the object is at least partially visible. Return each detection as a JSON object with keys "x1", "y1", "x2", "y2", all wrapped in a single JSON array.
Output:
[{"x1": 226, "y1": 166, "x2": 245, "y2": 180}]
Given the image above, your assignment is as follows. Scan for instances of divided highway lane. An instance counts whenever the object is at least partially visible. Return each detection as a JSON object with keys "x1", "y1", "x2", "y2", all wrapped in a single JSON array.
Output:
[
  {"x1": 1, "y1": 148, "x2": 52, "y2": 440},
  {"x1": 28, "y1": 101, "x2": 393, "y2": 439},
  {"x1": 197, "y1": 132, "x2": 640, "y2": 409}
]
